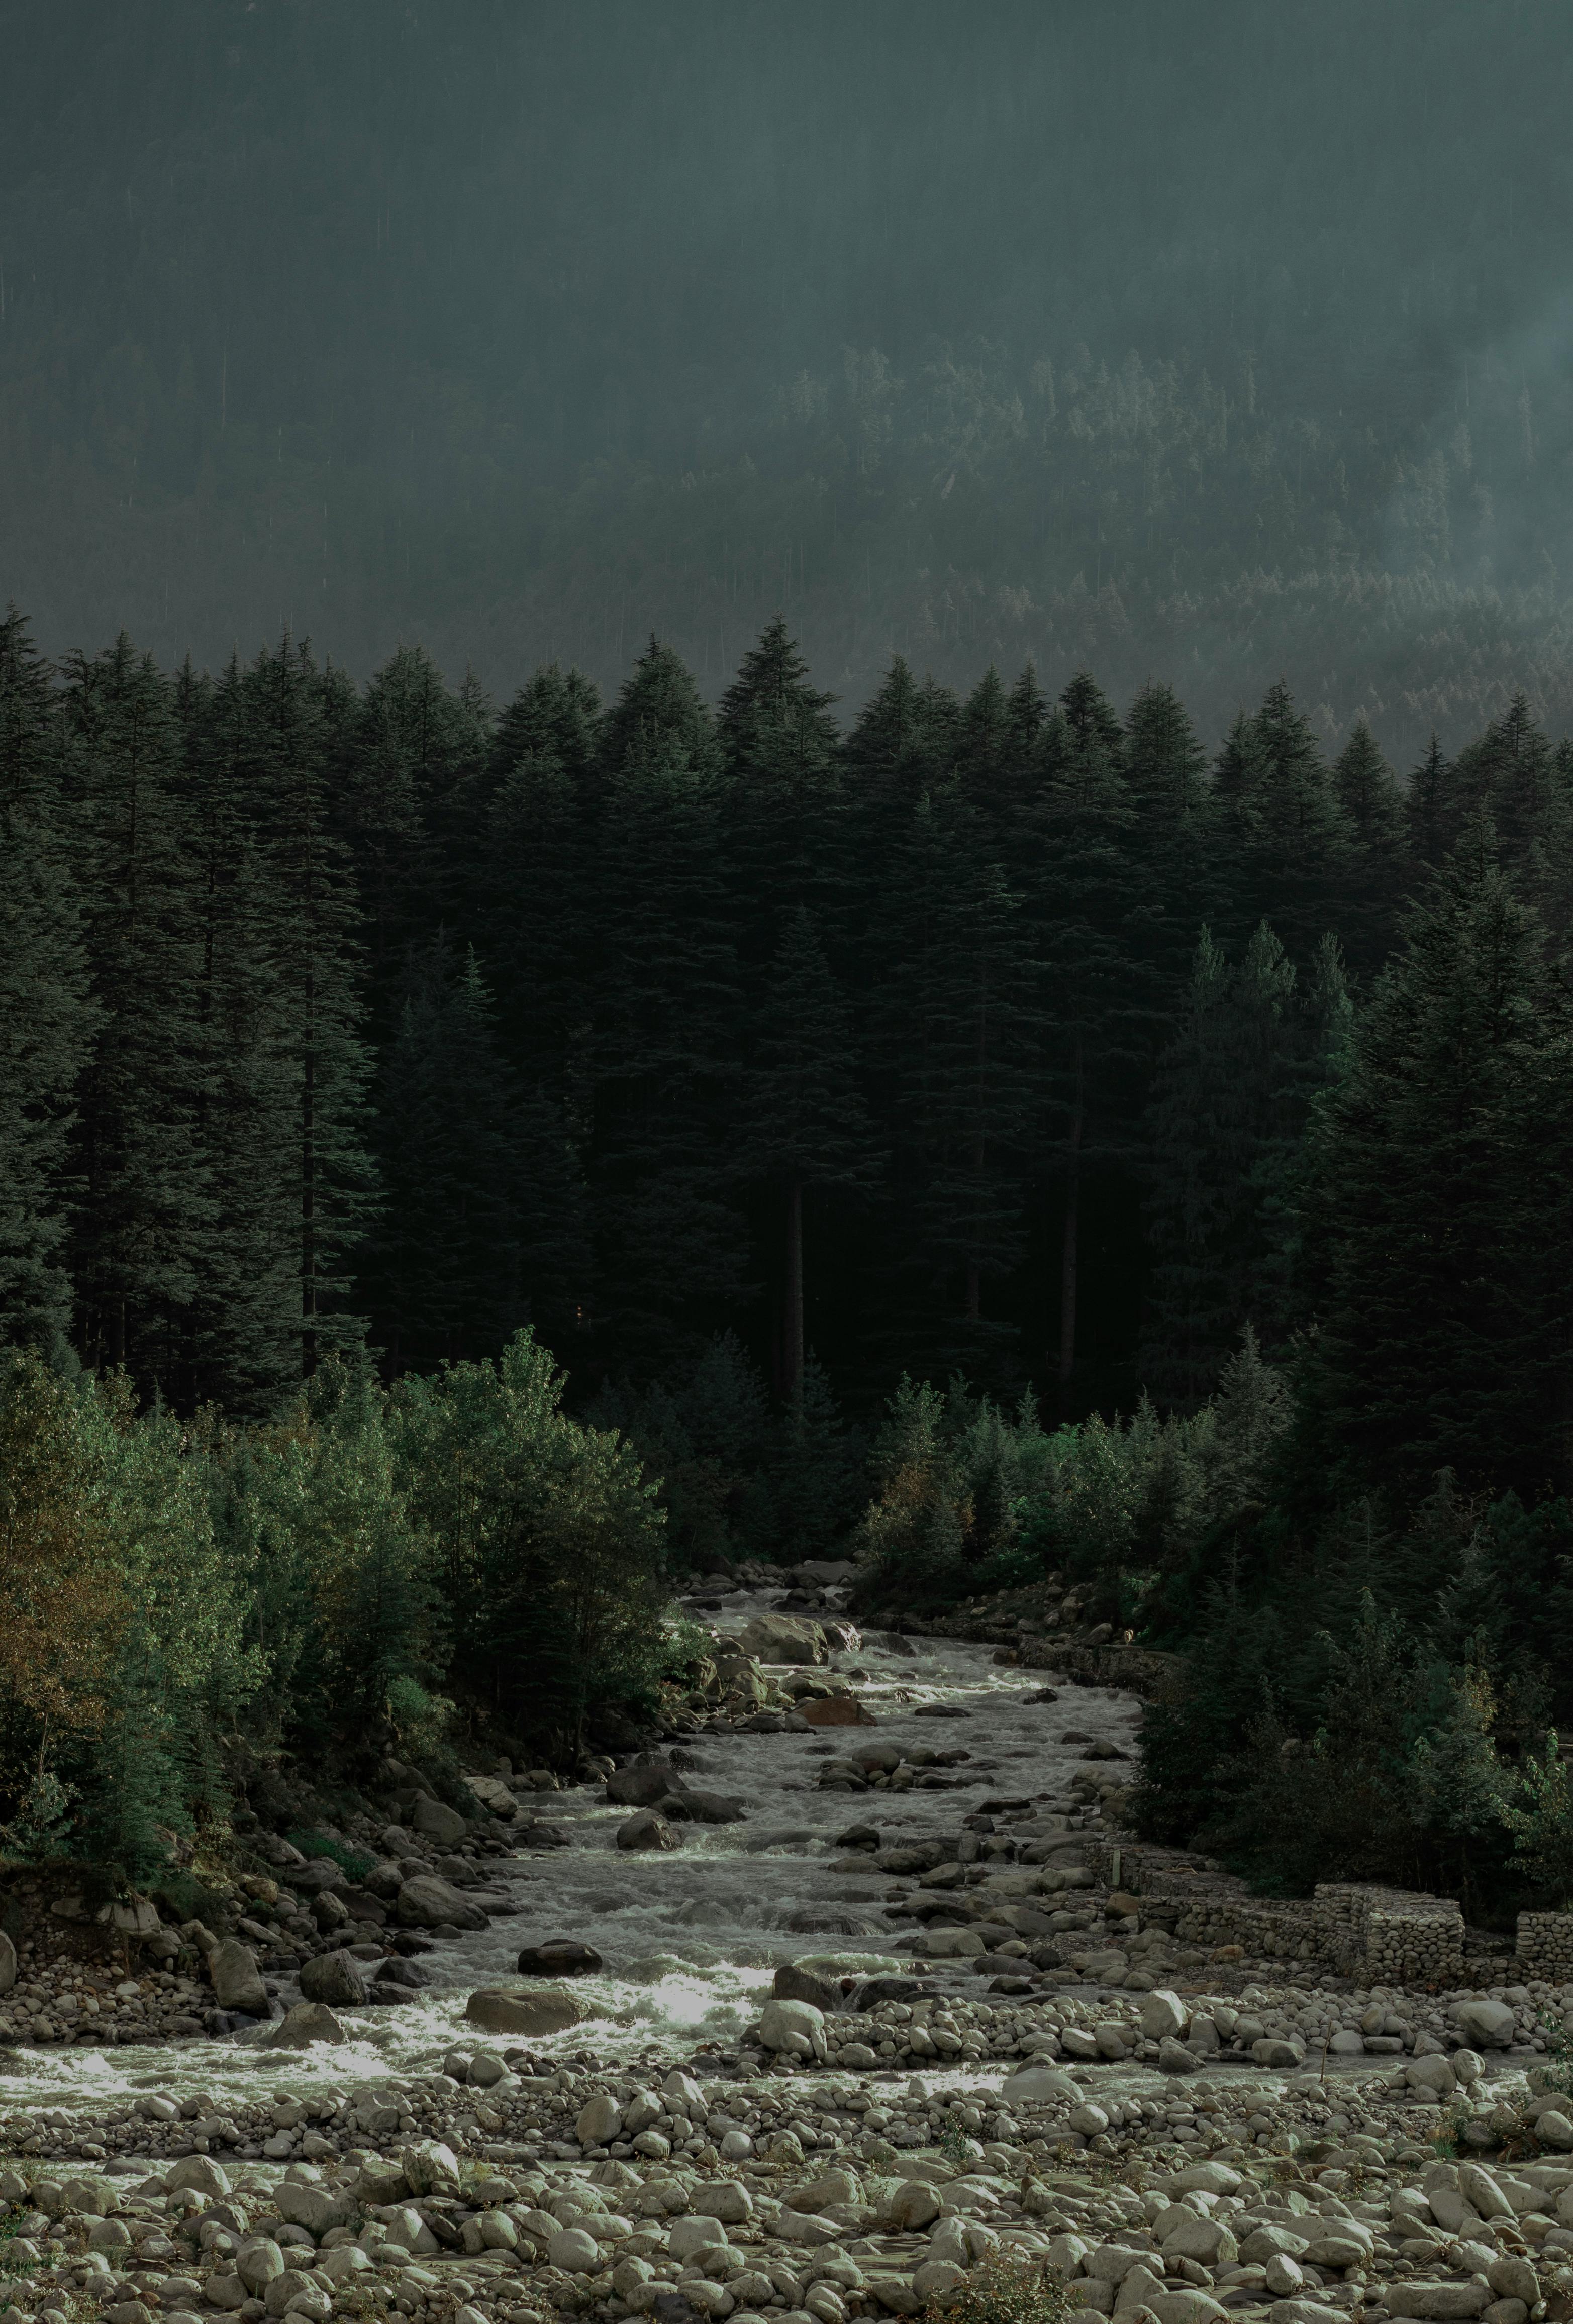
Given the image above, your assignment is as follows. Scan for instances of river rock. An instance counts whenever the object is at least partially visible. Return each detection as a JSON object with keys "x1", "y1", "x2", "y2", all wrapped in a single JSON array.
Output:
[
  {"x1": 300, "y1": 1949, "x2": 368, "y2": 2006},
  {"x1": 576, "y1": 2094, "x2": 622, "y2": 2145},
  {"x1": 517, "y1": 1939, "x2": 604, "y2": 1975},
  {"x1": 1003, "y1": 2066, "x2": 1079, "y2": 2103},
  {"x1": 673, "y1": 1788, "x2": 747, "y2": 1822},
  {"x1": 548, "y1": 2227, "x2": 601, "y2": 2274},
  {"x1": 737, "y1": 1612, "x2": 828, "y2": 1665},
  {"x1": 412, "y1": 1796, "x2": 468, "y2": 1847},
  {"x1": 619, "y1": 1809, "x2": 680, "y2": 1851},
  {"x1": 396, "y1": 1873, "x2": 489, "y2": 1929},
  {"x1": 773, "y1": 1963, "x2": 841, "y2": 2010},
  {"x1": 1453, "y1": 1998, "x2": 1516, "y2": 2049},
  {"x1": 275, "y1": 2181, "x2": 351, "y2": 2236},
  {"x1": 209, "y1": 1939, "x2": 267, "y2": 2015},
  {"x1": 466, "y1": 1982, "x2": 589, "y2": 2035},
  {"x1": 0, "y1": 1933, "x2": 15, "y2": 1996},
  {"x1": 691, "y1": 2183, "x2": 752, "y2": 2225},
  {"x1": 266, "y1": 2003, "x2": 347, "y2": 2047},
  {"x1": 800, "y1": 1695, "x2": 875, "y2": 1727},
  {"x1": 1140, "y1": 1989, "x2": 1189, "y2": 2039},
  {"x1": 608, "y1": 1762, "x2": 689, "y2": 1808},
  {"x1": 759, "y1": 1997, "x2": 829, "y2": 2058},
  {"x1": 1385, "y1": 2288, "x2": 1490, "y2": 2319}
]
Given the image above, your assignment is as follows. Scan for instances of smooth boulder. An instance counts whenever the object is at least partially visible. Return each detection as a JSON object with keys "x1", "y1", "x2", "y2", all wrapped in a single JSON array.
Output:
[
  {"x1": 209, "y1": 1939, "x2": 268, "y2": 2016},
  {"x1": 517, "y1": 1939, "x2": 604, "y2": 1976},
  {"x1": 299, "y1": 1949, "x2": 368, "y2": 2007},
  {"x1": 396, "y1": 1873, "x2": 488, "y2": 1930},
  {"x1": 618, "y1": 1809, "x2": 680, "y2": 1852},
  {"x1": 266, "y1": 2003, "x2": 347, "y2": 2048},
  {"x1": 758, "y1": 1996, "x2": 828, "y2": 2059},
  {"x1": 465, "y1": 1982, "x2": 589, "y2": 2036},
  {"x1": 737, "y1": 1612, "x2": 828, "y2": 1665},
  {"x1": 1452, "y1": 1997, "x2": 1516, "y2": 2049}
]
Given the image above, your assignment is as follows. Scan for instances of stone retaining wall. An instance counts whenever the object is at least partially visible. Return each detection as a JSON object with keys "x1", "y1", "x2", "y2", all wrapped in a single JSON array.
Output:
[
  {"x1": 1517, "y1": 1912, "x2": 1573, "y2": 1981},
  {"x1": 1087, "y1": 1839, "x2": 1465, "y2": 1982}
]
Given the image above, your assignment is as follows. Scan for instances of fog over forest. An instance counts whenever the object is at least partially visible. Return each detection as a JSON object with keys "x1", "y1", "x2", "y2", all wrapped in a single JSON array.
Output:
[{"x1": 5, "y1": 0, "x2": 1573, "y2": 751}]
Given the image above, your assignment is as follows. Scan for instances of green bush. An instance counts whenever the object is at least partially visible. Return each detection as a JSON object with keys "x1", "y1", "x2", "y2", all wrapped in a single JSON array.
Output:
[{"x1": 286, "y1": 1830, "x2": 376, "y2": 1884}]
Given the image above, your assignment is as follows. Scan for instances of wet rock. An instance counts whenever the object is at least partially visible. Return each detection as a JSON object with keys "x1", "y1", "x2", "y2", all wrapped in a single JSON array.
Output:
[
  {"x1": 517, "y1": 1939, "x2": 604, "y2": 1975},
  {"x1": 465, "y1": 1981, "x2": 589, "y2": 2035},
  {"x1": 299, "y1": 1949, "x2": 368, "y2": 2006},
  {"x1": 607, "y1": 1761, "x2": 689, "y2": 1808},
  {"x1": 618, "y1": 1809, "x2": 681, "y2": 1851},
  {"x1": 266, "y1": 2002, "x2": 347, "y2": 2047},
  {"x1": 738, "y1": 1612, "x2": 828, "y2": 1664},
  {"x1": 209, "y1": 1939, "x2": 267, "y2": 2015},
  {"x1": 516, "y1": 1820, "x2": 570, "y2": 1848},
  {"x1": 773, "y1": 1964, "x2": 841, "y2": 2011},
  {"x1": 396, "y1": 1873, "x2": 488, "y2": 1929},
  {"x1": 800, "y1": 1695, "x2": 875, "y2": 1727},
  {"x1": 673, "y1": 1788, "x2": 747, "y2": 1822}
]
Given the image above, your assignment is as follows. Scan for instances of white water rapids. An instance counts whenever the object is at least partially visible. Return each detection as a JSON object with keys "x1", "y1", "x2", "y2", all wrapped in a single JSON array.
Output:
[{"x1": 0, "y1": 1599, "x2": 1154, "y2": 2116}]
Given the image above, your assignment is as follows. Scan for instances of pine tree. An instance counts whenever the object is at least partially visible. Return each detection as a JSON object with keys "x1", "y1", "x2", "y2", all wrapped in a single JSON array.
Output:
[
  {"x1": 877, "y1": 795, "x2": 1038, "y2": 1354},
  {"x1": 1407, "y1": 732, "x2": 1453, "y2": 870},
  {"x1": 342, "y1": 643, "x2": 489, "y2": 994},
  {"x1": 368, "y1": 939, "x2": 524, "y2": 1370},
  {"x1": 240, "y1": 636, "x2": 375, "y2": 1378},
  {"x1": 1142, "y1": 921, "x2": 1335, "y2": 1405},
  {"x1": 743, "y1": 908, "x2": 876, "y2": 1397},
  {"x1": 590, "y1": 643, "x2": 746, "y2": 1368},
  {"x1": 1304, "y1": 823, "x2": 1571, "y2": 1500},
  {"x1": 1449, "y1": 693, "x2": 1571, "y2": 894},
  {"x1": 1122, "y1": 678, "x2": 1219, "y2": 1018},
  {"x1": 1331, "y1": 714, "x2": 1405, "y2": 963},
  {"x1": 1021, "y1": 672, "x2": 1141, "y2": 1393},
  {"x1": 1217, "y1": 679, "x2": 1353, "y2": 949},
  {"x1": 173, "y1": 654, "x2": 301, "y2": 1412},
  {"x1": 465, "y1": 665, "x2": 600, "y2": 1117},
  {"x1": 717, "y1": 617, "x2": 844, "y2": 967},
  {"x1": 61, "y1": 636, "x2": 209, "y2": 1394},
  {"x1": 0, "y1": 610, "x2": 94, "y2": 1362}
]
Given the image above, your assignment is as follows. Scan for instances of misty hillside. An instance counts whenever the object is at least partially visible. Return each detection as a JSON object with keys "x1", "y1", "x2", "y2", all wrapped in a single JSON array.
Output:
[{"x1": 4, "y1": 0, "x2": 1573, "y2": 751}]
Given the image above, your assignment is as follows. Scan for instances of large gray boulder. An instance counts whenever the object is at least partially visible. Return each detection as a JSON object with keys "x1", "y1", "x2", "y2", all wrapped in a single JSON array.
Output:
[
  {"x1": 465, "y1": 1983, "x2": 589, "y2": 2036},
  {"x1": 209, "y1": 1939, "x2": 268, "y2": 2015},
  {"x1": 265, "y1": 2002, "x2": 347, "y2": 2047},
  {"x1": 617, "y1": 1809, "x2": 680, "y2": 1851},
  {"x1": 758, "y1": 1997, "x2": 828, "y2": 2059},
  {"x1": 737, "y1": 1612, "x2": 827, "y2": 1665},
  {"x1": 1452, "y1": 1996, "x2": 1516, "y2": 2049},
  {"x1": 606, "y1": 1760, "x2": 688, "y2": 1807},
  {"x1": 299, "y1": 1949, "x2": 369, "y2": 2007},
  {"x1": 396, "y1": 1873, "x2": 488, "y2": 1930},
  {"x1": 412, "y1": 1796, "x2": 468, "y2": 1848}
]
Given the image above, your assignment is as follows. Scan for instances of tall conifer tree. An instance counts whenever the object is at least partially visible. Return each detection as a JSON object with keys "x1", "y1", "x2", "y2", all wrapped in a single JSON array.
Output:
[{"x1": 0, "y1": 610, "x2": 94, "y2": 1361}]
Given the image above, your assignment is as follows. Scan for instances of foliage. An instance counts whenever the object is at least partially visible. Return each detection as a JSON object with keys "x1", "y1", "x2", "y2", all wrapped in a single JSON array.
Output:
[
  {"x1": 932, "y1": 2256, "x2": 1069, "y2": 2324},
  {"x1": 287, "y1": 1830, "x2": 377, "y2": 1885},
  {"x1": 1501, "y1": 1734, "x2": 1573, "y2": 1911}
]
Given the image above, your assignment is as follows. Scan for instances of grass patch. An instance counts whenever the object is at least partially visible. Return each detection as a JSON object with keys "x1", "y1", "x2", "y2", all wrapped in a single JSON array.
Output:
[{"x1": 285, "y1": 1830, "x2": 375, "y2": 1884}]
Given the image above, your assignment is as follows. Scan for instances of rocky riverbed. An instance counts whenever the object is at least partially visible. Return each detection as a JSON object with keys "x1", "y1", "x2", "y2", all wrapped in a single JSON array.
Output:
[{"x1": 0, "y1": 1578, "x2": 1571, "y2": 2324}]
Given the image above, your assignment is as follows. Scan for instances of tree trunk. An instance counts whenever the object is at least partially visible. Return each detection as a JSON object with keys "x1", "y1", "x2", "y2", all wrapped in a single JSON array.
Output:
[
  {"x1": 1059, "y1": 1054, "x2": 1084, "y2": 1388},
  {"x1": 784, "y1": 1177, "x2": 805, "y2": 1403}
]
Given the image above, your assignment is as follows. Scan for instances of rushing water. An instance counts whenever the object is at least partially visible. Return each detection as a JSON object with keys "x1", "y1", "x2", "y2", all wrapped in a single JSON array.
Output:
[{"x1": 0, "y1": 1601, "x2": 1146, "y2": 2115}]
